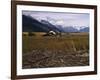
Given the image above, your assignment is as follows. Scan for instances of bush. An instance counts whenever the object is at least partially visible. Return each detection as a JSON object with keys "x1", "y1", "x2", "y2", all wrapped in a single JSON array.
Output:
[{"x1": 28, "y1": 32, "x2": 35, "y2": 36}]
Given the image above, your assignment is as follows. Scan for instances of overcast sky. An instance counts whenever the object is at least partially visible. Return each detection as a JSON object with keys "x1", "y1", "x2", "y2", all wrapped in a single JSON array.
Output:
[{"x1": 22, "y1": 11, "x2": 90, "y2": 27}]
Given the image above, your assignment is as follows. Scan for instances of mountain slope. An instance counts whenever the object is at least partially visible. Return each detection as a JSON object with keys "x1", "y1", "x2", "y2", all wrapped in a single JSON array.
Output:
[
  {"x1": 79, "y1": 27, "x2": 89, "y2": 32},
  {"x1": 41, "y1": 20, "x2": 62, "y2": 32},
  {"x1": 22, "y1": 15, "x2": 61, "y2": 32},
  {"x1": 63, "y1": 26, "x2": 78, "y2": 32},
  {"x1": 22, "y1": 15, "x2": 89, "y2": 33}
]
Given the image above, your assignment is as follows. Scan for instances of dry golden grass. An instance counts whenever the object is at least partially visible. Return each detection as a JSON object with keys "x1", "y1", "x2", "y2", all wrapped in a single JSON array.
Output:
[
  {"x1": 22, "y1": 32, "x2": 89, "y2": 68},
  {"x1": 22, "y1": 32, "x2": 89, "y2": 53}
]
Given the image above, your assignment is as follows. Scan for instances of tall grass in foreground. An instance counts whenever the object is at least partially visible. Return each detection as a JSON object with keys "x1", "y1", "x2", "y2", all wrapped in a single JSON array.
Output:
[
  {"x1": 22, "y1": 32, "x2": 89, "y2": 68},
  {"x1": 22, "y1": 32, "x2": 89, "y2": 54}
]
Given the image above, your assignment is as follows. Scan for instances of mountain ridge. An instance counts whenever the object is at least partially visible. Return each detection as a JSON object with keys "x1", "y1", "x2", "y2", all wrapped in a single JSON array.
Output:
[{"x1": 22, "y1": 15, "x2": 89, "y2": 33}]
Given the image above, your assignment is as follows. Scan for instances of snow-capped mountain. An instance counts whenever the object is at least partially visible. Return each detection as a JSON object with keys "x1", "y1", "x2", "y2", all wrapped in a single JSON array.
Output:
[
  {"x1": 79, "y1": 27, "x2": 89, "y2": 32},
  {"x1": 63, "y1": 26, "x2": 89, "y2": 32},
  {"x1": 72, "y1": 26, "x2": 87, "y2": 31},
  {"x1": 22, "y1": 15, "x2": 62, "y2": 32},
  {"x1": 22, "y1": 15, "x2": 89, "y2": 32}
]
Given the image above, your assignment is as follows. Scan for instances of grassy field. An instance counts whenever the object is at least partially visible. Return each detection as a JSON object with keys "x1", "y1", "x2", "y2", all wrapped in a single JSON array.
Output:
[{"x1": 22, "y1": 32, "x2": 89, "y2": 69}]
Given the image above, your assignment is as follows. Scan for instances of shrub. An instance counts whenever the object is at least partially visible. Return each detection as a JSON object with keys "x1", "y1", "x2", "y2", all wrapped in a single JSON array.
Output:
[{"x1": 28, "y1": 32, "x2": 35, "y2": 36}]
